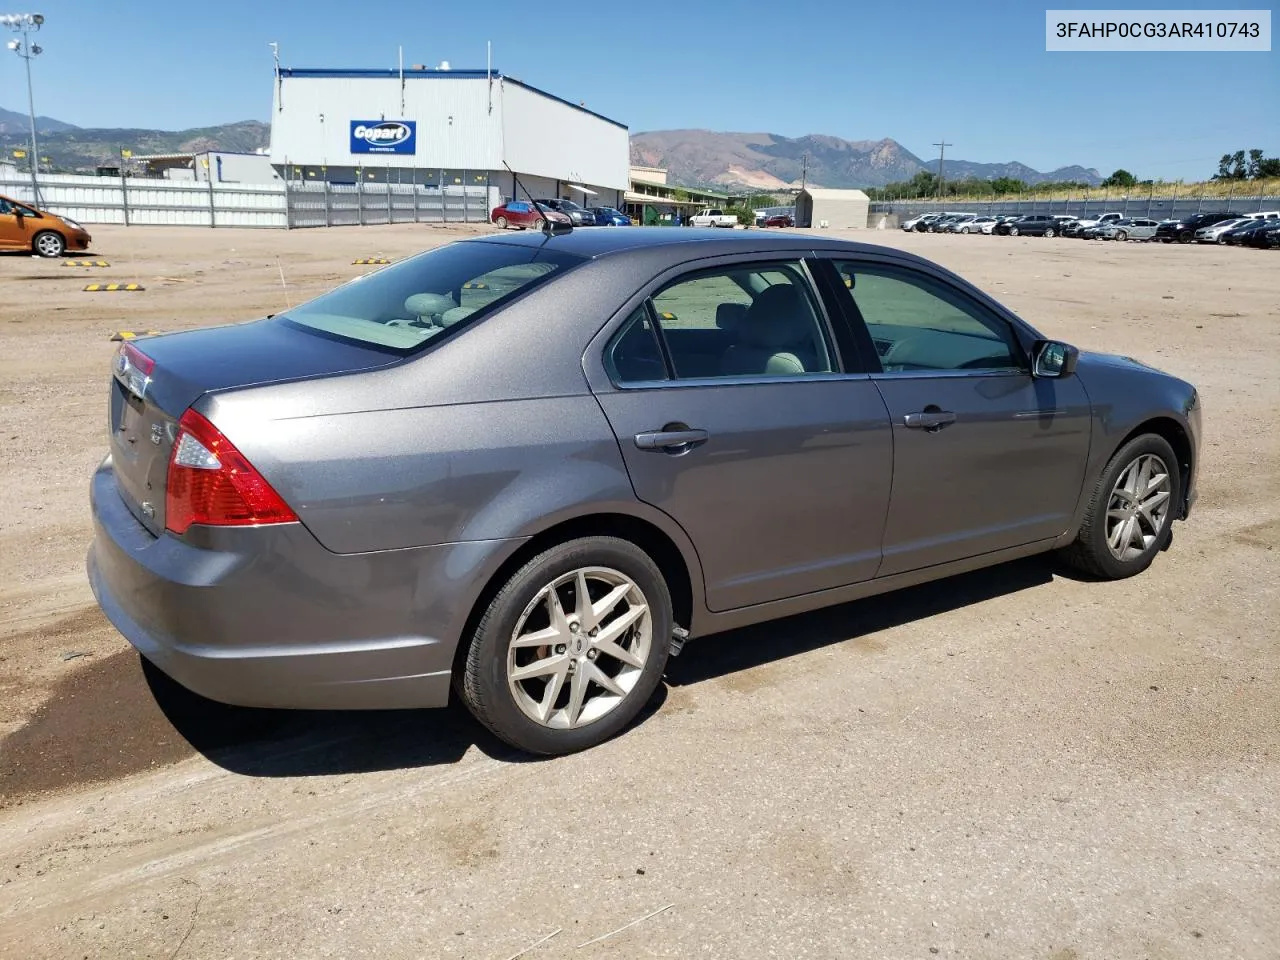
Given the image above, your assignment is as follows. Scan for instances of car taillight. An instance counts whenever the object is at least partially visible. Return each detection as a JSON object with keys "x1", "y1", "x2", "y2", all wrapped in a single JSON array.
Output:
[
  {"x1": 165, "y1": 408, "x2": 298, "y2": 535},
  {"x1": 115, "y1": 341, "x2": 155, "y2": 399}
]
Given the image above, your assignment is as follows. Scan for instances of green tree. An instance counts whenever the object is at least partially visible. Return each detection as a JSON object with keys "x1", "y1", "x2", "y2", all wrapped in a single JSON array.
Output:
[
  {"x1": 1255, "y1": 157, "x2": 1280, "y2": 179},
  {"x1": 1101, "y1": 169, "x2": 1137, "y2": 189},
  {"x1": 1246, "y1": 149, "x2": 1264, "y2": 179},
  {"x1": 990, "y1": 176, "x2": 1028, "y2": 195}
]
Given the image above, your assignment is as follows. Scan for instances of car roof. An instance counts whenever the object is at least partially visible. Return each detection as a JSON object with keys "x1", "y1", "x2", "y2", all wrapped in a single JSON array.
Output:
[{"x1": 465, "y1": 226, "x2": 934, "y2": 263}]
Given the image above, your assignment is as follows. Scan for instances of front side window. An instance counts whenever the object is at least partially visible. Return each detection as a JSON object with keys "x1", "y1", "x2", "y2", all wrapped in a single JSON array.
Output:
[
  {"x1": 648, "y1": 261, "x2": 833, "y2": 380},
  {"x1": 831, "y1": 261, "x2": 1023, "y2": 374},
  {"x1": 280, "y1": 241, "x2": 584, "y2": 353}
]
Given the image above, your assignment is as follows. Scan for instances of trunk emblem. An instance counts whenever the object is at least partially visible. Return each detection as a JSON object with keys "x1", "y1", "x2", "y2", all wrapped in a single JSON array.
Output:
[{"x1": 151, "y1": 424, "x2": 163, "y2": 445}]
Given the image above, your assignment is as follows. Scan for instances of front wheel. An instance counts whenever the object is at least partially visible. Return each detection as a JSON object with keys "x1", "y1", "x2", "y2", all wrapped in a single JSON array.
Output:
[
  {"x1": 1114, "y1": 230, "x2": 1128, "y2": 241},
  {"x1": 1044, "y1": 228, "x2": 1055, "y2": 238},
  {"x1": 1059, "y1": 434, "x2": 1180, "y2": 580},
  {"x1": 1009, "y1": 227, "x2": 1019, "y2": 236},
  {"x1": 459, "y1": 537, "x2": 672, "y2": 755},
  {"x1": 533, "y1": 218, "x2": 545, "y2": 230},
  {"x1": 33, "y1": 230, "x2": 65, "y2": 258},
  {"x1": 960, "y1": 226, "x2": 970, "y2": 234}
]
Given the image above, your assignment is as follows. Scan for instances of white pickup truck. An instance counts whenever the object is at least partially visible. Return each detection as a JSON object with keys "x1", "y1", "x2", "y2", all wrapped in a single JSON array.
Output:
[{"x1": 690, "y1": 208, "x2": 738, "y2": 228}]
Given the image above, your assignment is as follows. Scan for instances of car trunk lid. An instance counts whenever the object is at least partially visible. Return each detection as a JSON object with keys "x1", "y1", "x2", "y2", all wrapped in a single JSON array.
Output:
[{"x1": 108, "y1": 319, "x2": 399, "y2": 536}]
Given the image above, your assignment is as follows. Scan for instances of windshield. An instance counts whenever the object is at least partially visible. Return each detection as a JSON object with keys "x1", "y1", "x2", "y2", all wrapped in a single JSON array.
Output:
[{"x1": 279, "y1": 241, "x2": 585, "y2": 353}]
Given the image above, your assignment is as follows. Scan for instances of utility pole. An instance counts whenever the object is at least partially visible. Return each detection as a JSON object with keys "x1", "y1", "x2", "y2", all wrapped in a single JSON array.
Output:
[
  {"x1": 933, "y1": 139, "x2": 951, "y2": 198},
  {"x1": 800, "y1": 153, "x2": 808, "y2": 192},
  {"x1": 3, "y1": 12, "x2": 46, "y2": 206}
]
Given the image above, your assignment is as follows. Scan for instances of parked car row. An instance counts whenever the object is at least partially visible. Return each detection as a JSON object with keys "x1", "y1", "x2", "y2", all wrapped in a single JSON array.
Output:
[
  {"x1": 491, "y1": 199, "x2": 633, "y2": 230},
  {"x1": 901, "y1": 209, "x2": 1280, "y2": 248}
]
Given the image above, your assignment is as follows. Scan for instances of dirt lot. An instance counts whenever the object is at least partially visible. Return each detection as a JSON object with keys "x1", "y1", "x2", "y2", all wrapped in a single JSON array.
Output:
[{"x1": 1, "y1": 224, "x2": 1277, "y2": 959}]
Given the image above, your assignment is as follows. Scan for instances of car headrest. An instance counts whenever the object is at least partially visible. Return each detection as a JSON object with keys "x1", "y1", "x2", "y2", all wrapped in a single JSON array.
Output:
[
  {"x1": 404, "y1": 293, "x2": 457, "y2": 318},
  {"x1": 739, "y1": 285, "x2": 809, "y2": 350},
  {"x1": 716, "y1": 302, "x2": 748, "y2": 332}
]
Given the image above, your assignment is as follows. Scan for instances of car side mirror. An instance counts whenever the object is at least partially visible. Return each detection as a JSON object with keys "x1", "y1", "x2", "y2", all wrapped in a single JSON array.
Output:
[
  {"x1": 1032, "y1": 340, "x2": 1079, "y2": 378},
  {"x1": 13, "y1": 208, "x2": 24, "y2": 222}
]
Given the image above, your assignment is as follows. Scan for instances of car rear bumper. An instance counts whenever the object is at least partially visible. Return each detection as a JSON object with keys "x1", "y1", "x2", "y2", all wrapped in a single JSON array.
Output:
[{"x1": 88, "y1": 456, "x2": 516, "y2": 710}]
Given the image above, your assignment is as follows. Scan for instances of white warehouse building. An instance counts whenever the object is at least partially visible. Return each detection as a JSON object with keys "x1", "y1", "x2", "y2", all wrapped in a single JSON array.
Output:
[{"x1": 268, "y1": 66, "x2": 630, "y2": 211}]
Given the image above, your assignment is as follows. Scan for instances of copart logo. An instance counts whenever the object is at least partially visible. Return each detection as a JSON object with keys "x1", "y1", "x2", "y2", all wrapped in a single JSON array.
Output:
[{"x1": 353, "y1": 122, "x2": 412, "y2": 146}]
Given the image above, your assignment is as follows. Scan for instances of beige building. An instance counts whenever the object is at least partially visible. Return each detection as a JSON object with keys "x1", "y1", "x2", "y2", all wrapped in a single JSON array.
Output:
[{"x1": 795, "y1": 187, "x2": 870, "y2": 229}]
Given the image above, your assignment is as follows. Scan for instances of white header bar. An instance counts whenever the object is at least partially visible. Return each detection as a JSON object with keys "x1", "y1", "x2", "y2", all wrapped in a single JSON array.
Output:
[{"x1": 1046, "y1": 10, "x2": 1271, "y2": 50}]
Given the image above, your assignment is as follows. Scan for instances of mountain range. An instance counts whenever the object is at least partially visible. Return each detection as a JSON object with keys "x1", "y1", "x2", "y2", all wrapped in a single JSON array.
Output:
[
  {"x1": 630, "y1": 130, "x2": 1103, "y2": 190},
  {"x1": 1, "y1": 107, "x2": 1102, "y2": 189},
  {"x1": 0, "y1": 107, "x2": 270, "y2": 172}
]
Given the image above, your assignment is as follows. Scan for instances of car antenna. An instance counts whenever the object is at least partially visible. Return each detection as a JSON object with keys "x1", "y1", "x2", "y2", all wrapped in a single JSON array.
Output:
[{"x1": 503, "y1": 161, "x2": 572, "y2": 238}]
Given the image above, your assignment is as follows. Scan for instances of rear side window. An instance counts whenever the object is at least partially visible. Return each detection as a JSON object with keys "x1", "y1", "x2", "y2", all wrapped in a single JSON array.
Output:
[
  {"x1": 280, "y1": 241, "x2": 583, "y2": 353},
  {"x1": 608, "y1": 261, "x2": 834, "y2": 383}
]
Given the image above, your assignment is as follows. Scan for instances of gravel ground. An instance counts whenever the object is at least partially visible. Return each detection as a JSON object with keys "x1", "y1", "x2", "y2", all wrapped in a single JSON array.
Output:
[{"x1": 0, "y1": 224, "x2": 1276, "y2": 959}]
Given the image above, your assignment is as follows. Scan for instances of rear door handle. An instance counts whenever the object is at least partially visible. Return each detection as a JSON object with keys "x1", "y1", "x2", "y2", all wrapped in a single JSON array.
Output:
[
  {"x1": 903, "y1": 411, "x2": 957, "y2": 431},
  {"x1": 634, "y1": 428, "x2": 709, "y2": 452}
]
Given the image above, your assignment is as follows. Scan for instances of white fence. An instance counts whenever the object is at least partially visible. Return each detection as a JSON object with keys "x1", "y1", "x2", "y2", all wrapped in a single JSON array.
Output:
[
  {"x1": 1, "y1": 170, "x2": 286, "y2": 228},
  {"x1": 1, "y1": 169, "x2": 496, "y2": 229}
]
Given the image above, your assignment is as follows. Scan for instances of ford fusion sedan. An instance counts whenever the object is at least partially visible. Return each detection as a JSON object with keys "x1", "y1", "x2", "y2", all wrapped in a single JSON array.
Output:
[{"x1": 88, "y1": 229, "x2": 1200, "y2": 755}]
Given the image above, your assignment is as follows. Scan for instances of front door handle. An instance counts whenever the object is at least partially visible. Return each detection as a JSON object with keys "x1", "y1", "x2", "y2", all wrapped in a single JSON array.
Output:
[
  {"x1": 634, "y1": 427, "x2": 709, "y2": 452},
  {"x1": 903, "y1": 410, "x2": 957, "y2": 431}
]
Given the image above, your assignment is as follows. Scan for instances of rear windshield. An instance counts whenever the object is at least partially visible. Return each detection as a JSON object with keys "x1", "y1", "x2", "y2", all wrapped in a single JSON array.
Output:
[{"x1": 279, "y1": 241, "x2": 584, "y2": 353}]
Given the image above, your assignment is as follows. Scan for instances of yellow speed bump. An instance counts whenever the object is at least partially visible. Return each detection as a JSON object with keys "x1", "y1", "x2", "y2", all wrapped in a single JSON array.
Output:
[
  {"x1": 352, "y1": 257, "x2": 390, "y2": 265},
  {"x1": 110, "y1": 330, "x2": 162, "y2": 341},
  {"x1": 84, "y1": 283, "x2": 145, "y2": 292},
  {"x1": 63, "y1": 260, "x2": 110, "y2": 267},
  {"x1": 462, "y1": 281, "x2": 488, "y2": 289}
]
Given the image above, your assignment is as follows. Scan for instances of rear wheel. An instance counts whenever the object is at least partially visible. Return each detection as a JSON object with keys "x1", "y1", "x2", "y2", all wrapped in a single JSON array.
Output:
[
  {"x1": 960, "y1": 226, "x2": 970, "y2": 234},
  {"x1": 460, "y1": 537, "x2": 672, "y2": 755},
  {"x1": 1059, "y1": 434, "x2": 1180, "y2": 580},
  {"x1": 495, "y1": 215, "x2": 508, "y2": 229},
  {"x1": 33, "y1": 231, "x2": 65, "y2": 258}
]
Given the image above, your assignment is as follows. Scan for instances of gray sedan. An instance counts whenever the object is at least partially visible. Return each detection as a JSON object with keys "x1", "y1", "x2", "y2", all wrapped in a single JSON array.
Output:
[
  {"x1": 1097, "y1": 217, "x2": 1160, "y2": 241},
  {"x1": 89, "y1": 229, "x2": 1201, "y2": 754}
]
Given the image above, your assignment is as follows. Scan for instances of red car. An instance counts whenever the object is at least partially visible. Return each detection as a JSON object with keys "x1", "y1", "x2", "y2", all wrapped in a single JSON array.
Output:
[
  {"x1": 491, "y1": 200, "x2": 572, "y2": 230},
  {"x1": 763, "y1": 213, "x2": 794, "y2": 228}
]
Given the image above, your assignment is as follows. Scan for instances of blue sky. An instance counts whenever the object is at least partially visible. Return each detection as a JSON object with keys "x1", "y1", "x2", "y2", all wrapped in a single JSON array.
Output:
[{"x1": 2, "y1": 0, "x2": 1276, "y2": 180}]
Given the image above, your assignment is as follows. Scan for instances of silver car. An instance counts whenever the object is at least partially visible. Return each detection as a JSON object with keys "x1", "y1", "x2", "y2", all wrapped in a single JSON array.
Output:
[
  {"x1": 89, "y1": 229, "x2": 1201, "y2": 754},
  {"x1": 1097, "y1": 218, "x2": 1160, "y2": 241}
]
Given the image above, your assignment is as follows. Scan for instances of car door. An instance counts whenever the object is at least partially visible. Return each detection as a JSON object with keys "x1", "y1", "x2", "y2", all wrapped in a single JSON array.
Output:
[
  {"x1": 0, "y1": 197, "x2": 24, "y2": 250},
  {"x1": 822, "y1": 257, "x2": 1093, "y2": 577},
  {"x1": 588, "y1": 256, "x2": 894, "y2": 612}
]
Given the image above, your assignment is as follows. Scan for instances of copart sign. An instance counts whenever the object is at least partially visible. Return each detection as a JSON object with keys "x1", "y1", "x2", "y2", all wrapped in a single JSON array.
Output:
[{"x1": 350, "y1": 120, "x2": 416, "y2": 154}]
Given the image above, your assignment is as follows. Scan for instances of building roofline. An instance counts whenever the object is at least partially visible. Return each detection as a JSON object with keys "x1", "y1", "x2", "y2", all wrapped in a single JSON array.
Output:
[{"x1": 277, "y1": 68, "x2": 628, "y2": 131}]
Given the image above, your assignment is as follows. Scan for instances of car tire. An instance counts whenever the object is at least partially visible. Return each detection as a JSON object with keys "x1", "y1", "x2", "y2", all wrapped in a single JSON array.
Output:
[
  {"x1": 960, "y1": 227, "x2": 970, "y2": 234},
  {"x1": 1044, "y1": 228, "x2": 1055, "y2": 238},
  {"x1": 459, "y1": 536, "x2": 673, "y2": 755},
  {"x1": 533, "y1": 218, "x2": 545, "y2": 230},
  {"x1": 495, "y1": 215, "x2": 508, "y2": 229},
  {"x1": 1009, "y1": 227, "x2": 1019, "y2": 236},
  {"x1": 1058, "y1": 434, "x2": 1181, "y2": 581},
  {"x1": 33, "y1": 230, "x2": 65, "y2": 258},
  {"x1": 1178, "y1": 231, "x2": 1192, "y2": 243},
  {"x1": 1115, "y1": 230, "x2": 1128, "y2": 241}
]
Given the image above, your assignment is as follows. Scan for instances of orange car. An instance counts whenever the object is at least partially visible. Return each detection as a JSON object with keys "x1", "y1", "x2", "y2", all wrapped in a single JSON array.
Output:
[{"x1": 0, "y1": 194, "x2": 92, "y2": 257}]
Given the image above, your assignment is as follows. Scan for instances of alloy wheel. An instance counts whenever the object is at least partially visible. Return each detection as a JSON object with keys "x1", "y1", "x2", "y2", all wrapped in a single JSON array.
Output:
[
  {"x1": 36, "y1": 233, "x2": 64, "y2": 257},
  {"x1": 1105, "y1": 454, "x2": 1172, "y2": 561},
  {"x1": 506, "y1": 566, "x2": 652, "y2": 730},
  {"x1": 496, "y1": 215, "x2": 508, "y2": 229}
]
